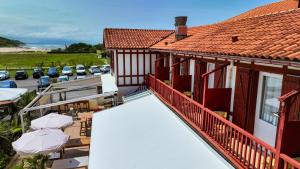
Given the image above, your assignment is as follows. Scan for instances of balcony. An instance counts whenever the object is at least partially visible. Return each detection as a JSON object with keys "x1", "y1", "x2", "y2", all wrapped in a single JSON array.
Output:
[{"x1": 147, "y1": 74, "x2": 300, "y2": 169}]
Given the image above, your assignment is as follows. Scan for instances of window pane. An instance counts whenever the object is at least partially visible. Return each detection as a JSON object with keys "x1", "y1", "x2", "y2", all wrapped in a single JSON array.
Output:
[{"x1": 259, "y1": 76, "x2": 282, "y2": 126}]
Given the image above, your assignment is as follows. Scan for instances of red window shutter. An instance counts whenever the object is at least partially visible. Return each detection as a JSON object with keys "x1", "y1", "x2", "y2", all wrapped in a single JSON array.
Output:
[
  {"x1": 233, "y1": 66, "x2": 258, "y2": 133},
  {"x1": 193, "y1": 61, "x2": 207, "y2": 103},
  {"x1": 281, "y1": 75, "x2": 300, "y2": 121},
  {"x1": 214, "y1": 63, "x2": 227, "y2": 88},
  {"x1": 172, "y1": 57, "x2": 180, "y2": 76}
]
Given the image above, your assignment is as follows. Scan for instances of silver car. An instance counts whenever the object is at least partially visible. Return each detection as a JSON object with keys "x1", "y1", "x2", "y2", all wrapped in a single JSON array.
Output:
[{"x1": 0, "y1": 70, "x2": 10, "y2": 80}]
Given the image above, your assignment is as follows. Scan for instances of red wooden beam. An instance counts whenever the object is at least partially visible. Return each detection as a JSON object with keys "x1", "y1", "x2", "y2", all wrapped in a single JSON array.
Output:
[
  {"x1": 171, "y1": 57, "x2": 192, "y2": 67},
  {"x1": 278, "y1": 88, "x2": 300, "y2": 102},
  {"x1": 202, "y1": 63, "x2": 230, "y2": 78}
]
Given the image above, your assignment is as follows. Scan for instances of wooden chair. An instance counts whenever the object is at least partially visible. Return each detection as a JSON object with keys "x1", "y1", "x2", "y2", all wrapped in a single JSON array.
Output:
[{"x1": 80, "y1": 117, "x2": 87, "y2": 136}]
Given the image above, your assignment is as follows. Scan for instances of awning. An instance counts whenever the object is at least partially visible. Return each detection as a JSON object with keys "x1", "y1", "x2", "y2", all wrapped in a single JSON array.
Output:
[
  {"x1": 100, "y1": 74, "x2": 118, "y2": 94},
  {"x1": 0, "y1": 88, "x2": 28, "y2": 102},
  {"x1": 89, "y1": 94, "x2": 233, "y2": 169}
]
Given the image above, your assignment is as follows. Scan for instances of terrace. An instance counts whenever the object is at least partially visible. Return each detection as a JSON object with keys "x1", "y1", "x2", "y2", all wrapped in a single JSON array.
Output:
[{"x1": 10, "y1": 75, "x2": 118, "y2": 168}]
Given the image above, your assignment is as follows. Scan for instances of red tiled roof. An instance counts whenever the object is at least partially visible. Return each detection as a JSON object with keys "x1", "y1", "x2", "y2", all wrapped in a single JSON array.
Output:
[
  {"x1": 227, "y1": 0, "x2": 299, "y2": 21},
  {"x1": 104, "y1": 28, "x2": 174, "y2": 49},
  {"x1": 151, "y1": 6, "x2": 300, "y2": 61}
]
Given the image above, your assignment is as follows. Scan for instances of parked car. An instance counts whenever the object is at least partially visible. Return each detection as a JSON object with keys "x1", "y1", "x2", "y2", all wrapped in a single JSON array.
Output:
[
  {"x1": 62, "y1": 66, "x2": 73, "y2": 76},
  {"x1": 37, "y1": 76, "x2": 50, "y2": 91},
  {"x1": 15, "y1": 70, "x2": 28, "y2": 80},
  {"x1": 48, "y1": 67, "x2": 59, "y2": 78},
  {"x1": 89, "y1": 65, "x2": 98, "y2": 74},
  {"x1": 75, "y1": 75, "x2": 86, "y2": 80},
  {"x1": 58, "y1": 75, "x2": 69, "y2": 82},
  {"x1": 0, "y1": 80, "x2": 17, "y2": 88},
  {"x1": 90, "y1": 67, "x2": 101, "y2": 75},
  {"x1": 0, "y1": 70, "x2": 9, "y2": 80},
  {"x1": 100, "y1": 65, "x2": 111, "y2": 73},
  {"x1": 33, "y1": 68, "x2": 44, "y2": 79},
  {"x1": 76, "y1": 65, "x2": 86, "y2": 75}
]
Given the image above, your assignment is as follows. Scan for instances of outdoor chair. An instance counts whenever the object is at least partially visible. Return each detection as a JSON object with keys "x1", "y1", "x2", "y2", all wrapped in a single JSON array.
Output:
[{"x1": 80, "y1": 117, "x2": 88, "y2": 136}]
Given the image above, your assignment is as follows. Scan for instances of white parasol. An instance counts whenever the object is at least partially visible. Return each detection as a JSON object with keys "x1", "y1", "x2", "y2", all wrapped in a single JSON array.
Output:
[
  {"x1": 12, "y1": 129, "x2": 69, "y2": 155},
  {"x1": 30, "y1": 113, "x2": 73, "y2": 130}
]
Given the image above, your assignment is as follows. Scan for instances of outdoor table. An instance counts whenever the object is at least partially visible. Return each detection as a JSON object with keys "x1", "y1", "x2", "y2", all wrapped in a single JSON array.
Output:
[
  {"x1": 51, "y1": 156, "x2": 89, "y2": 169},
  {"x1": 78, "y1": 112, "x2": 93, "y2": 120},
  {"x1": 65, "y1": 137, "x2": 91, "y2": 148}
]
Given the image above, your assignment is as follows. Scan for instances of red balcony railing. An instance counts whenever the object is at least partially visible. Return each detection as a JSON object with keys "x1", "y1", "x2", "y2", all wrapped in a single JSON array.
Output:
[{"x1": 147, "y1": 74, "x2": 300, "y2": 169}]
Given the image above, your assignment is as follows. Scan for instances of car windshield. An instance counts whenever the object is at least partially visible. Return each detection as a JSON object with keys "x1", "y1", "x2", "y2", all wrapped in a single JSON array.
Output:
[
  {"x1": 77, "y1": 67, "x2": 85, "y2": 70},
  {"x1": 0, "y1": 81, "x2": 10, "y2": 88},
  {"x1": 49, "y1": 67, "x2": 57, "y2": 72},
  {"x1": 0, "y1": 71, "x2": 6, "y2": 75},
  {"x1": 92, "y1": 68, "x2": 100, "y2": 72},
  {"x1": 16, "y1": 71, "x2": 25, "y2": 73},
  {"x1": 41, "y1": 77, "x2": 49, "y2": 83},
  {"x1": 34, "y1": 68, "x2": 41, "y2": 72},
  {"x1": 63, "y1": 67, "x2": 71, "y2": 71},
  {"x1": 101, "y1": 65, "x2": 110, "y2": 69}
]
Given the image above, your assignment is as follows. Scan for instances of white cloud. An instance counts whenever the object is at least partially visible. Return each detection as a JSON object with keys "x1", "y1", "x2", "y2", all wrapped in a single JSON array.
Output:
[{"x1": 0, "y1": 13, "x2": 97, "y2": 42}]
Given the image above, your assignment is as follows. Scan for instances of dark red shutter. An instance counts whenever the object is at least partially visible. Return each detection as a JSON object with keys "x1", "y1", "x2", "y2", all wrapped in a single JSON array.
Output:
[
  {"x1": 281, "y1": 75, "x2": 300, "y2": 121},
  {"x1": 280, "y1": 75, "x2": 300, "y2": 156},
  {"x1": 233, "y1": 66, "x2": 258, "y2": 133},
  {"x1": 214, "y1": 63, "x2": 227, "y2": 88},
  {"x1": 173, "y1": 57, "x2": 180, "y2": 76},
  {"x1": 193, "y1": 61, "x2": 207, "y2": 103}
]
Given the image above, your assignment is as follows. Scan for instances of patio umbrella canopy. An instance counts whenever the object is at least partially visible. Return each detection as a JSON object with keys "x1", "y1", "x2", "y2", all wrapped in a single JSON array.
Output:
[
  {"x1": 30, "y1": 113, "x2": 73, "y2": 130},
  {"x1": 12, "y1": 129, "x2": 69, "y2": 155}
]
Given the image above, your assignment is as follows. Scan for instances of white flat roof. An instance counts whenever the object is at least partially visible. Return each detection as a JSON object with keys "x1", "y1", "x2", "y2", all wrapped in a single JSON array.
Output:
[
  {"x1": 0, "y1": 88, "x2": 28, "y2": 102},
  {"x1": 89, "y1": 94, "x2": 234, "y2": 169},
  {"x1": 100, "y1": 74, "x2": 118, "y2": 94}
]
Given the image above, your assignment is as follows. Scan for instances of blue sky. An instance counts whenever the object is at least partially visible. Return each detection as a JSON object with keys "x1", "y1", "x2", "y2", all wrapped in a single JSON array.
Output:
[{"x1": 0, "y1": 0, "x2": 277, "y2": 45}]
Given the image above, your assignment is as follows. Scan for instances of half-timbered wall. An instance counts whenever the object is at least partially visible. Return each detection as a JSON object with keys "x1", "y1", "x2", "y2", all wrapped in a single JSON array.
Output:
[{"x1": 110, "y1": 49, "x2": 158, "y2": 87}]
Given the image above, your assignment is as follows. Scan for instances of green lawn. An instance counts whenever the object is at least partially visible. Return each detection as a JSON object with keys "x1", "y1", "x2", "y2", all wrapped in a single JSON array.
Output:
[
  {"x1": 0, "y1": 52, "x2": 108, "y2": 69},
  {"x1": 0, "y1": 52, "x2": 109, "y2": 76}
]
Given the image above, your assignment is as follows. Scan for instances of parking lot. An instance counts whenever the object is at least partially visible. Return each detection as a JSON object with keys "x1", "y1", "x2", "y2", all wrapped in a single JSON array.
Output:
[{"x1": 11, "y1": 75, "x2": 94, "y2": 92}]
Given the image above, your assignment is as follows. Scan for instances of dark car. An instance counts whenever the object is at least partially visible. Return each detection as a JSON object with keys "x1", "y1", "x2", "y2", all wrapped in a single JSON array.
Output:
[
  {"x1": 48, "y1": 67, "x2": 59, "y2": 78},
  {"x1": 37, "y1": 76, "x2": 50, "y2": 91},
  {"x1": 33, "y1": 68, "x2": 44, "y2": 79},
  {"x1": 15, "y1": 70, "x2": 28, "y2": 80},
  {"x1": 0, "y1": 80, "x2": 17, "y2": 88},
  {"x1": 100, "y1": 65, "x2": 111, "y2": 74},
  {"x1": 91, "y1": 67, "x2": 101, "y2": 75}
]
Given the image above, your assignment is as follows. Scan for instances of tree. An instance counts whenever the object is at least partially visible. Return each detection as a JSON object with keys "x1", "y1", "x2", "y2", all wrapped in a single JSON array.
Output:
[{"x1": 65, "y1": 43, "x2": 96, "y2": 53}]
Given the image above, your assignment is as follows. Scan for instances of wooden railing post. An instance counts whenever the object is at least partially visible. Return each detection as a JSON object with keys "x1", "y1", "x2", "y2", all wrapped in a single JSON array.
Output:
[
  {"x1": 201, "y1": 76, "x2": 208, "y2": 130},
  {"x1": 274, "y1": 101, "x2": 287, "y2": 169}
]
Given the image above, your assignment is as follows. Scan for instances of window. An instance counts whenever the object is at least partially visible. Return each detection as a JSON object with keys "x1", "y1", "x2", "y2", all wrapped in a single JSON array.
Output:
[{"x1": 259, "y1": 76, "x2": 282, "y2": 126}]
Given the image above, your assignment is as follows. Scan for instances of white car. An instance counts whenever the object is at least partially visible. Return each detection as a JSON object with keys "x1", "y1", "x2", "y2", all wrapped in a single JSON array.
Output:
[
  {"x1": 0, "y1": 70, "x2": 10, "y2": 80},
  {"x1": 62, "y1": 66, "x2": 73, "y2": 76},
  {"x1": 76, "y1": 65, "x2": 86, "y2": 75}
]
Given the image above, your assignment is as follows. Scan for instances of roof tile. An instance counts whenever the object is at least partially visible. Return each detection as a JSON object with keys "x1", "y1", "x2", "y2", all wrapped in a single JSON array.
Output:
[{"x1": 104, "y1": 28, "x2": 174, "y2": 49}]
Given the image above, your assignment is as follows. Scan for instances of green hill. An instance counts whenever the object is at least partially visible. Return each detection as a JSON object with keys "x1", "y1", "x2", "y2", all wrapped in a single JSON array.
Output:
[{"x1": 0, "y1": 37, "x2": 25, "y2": 47}]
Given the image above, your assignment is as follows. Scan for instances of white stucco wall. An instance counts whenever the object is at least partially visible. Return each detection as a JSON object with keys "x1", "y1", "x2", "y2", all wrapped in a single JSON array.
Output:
[{"x1": 111, "y1": 49, "x2": 158, "y2": 87}]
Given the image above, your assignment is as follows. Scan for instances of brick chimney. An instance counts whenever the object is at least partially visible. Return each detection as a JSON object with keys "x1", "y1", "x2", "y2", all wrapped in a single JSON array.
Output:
[{"x1": 175, "y1": 16, "x2": 188, "y2": 40}]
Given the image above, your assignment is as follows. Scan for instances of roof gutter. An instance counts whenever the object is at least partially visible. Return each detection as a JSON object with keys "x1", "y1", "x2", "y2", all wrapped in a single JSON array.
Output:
[{"x1": 150, "y1": 49, "x2": 300, "y2": 67}]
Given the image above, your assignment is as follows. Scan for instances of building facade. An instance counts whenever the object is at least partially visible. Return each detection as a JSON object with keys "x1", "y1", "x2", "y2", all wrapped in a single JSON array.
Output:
[{"x1": 104, "y1": 0, "x2": 300, "y2": 167}]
